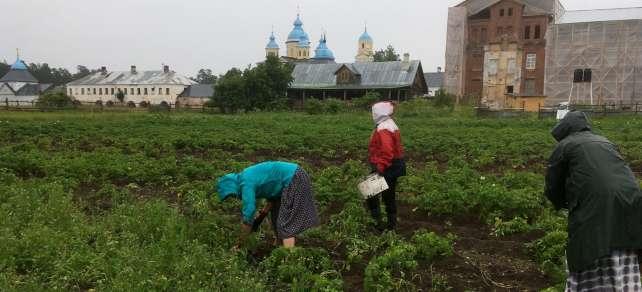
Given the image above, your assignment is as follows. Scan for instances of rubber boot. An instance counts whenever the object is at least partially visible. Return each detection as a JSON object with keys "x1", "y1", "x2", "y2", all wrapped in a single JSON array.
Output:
[
  {"x1": 386, "y1": 213, "x2": 397, "y2": 231},
  {"x1": 369, "y1": 208, "x2": 385, "y2": 232}
]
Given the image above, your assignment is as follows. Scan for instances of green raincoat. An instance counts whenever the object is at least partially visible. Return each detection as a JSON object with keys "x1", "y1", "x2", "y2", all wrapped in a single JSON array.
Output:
[{"x1": 545, "y1": 111, "x2": 642, "y2": 272}]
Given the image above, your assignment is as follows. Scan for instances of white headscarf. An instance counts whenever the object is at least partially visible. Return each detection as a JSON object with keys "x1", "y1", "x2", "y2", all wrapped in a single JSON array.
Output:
[{"x1": 372, "y1": 102, "x2": 394, "y2": 125}]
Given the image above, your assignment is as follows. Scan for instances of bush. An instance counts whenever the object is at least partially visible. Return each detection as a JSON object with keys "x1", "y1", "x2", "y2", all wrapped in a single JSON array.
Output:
[
  {"x1": 433, "y1": 89, "x2": 455, "y2": 108},
  {"x1": 36, "y1": 92, "x2": 74, "y2": 109},
  {"x1": 304, "y1": 99, "x2": 347, "y2": 114},
  {"x1": 353, "y1": 92, "x2": 381, "y2": 110},
  {"x1": 304, "y1": 99, "x2": 324, "y2": 115},
  {"x1": 323, "y1": 98, "x2": 343, "y2": 114}
]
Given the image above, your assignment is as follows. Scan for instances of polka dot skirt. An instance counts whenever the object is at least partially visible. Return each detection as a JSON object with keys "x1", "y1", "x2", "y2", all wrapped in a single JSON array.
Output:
[
  {"x1": 566, "y1": 250, "x2": 641, "y2": 291},
  {"x1": 274, "y1": 168, "x2": 319, "y2": 239}
]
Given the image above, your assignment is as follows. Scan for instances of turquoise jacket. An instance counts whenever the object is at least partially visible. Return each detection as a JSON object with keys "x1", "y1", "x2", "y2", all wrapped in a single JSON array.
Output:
[{"x1": 217, "y1": 161, "x2": 298, "y2": 224}]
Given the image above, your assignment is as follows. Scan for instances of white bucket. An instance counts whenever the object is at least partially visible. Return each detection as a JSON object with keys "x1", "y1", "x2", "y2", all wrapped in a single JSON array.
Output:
[{"x1": 357, "y1": 173, "x2": 389, "y2": 199}]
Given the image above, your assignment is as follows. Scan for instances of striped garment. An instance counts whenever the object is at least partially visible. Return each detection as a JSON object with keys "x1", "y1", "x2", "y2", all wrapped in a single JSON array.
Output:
[
  {"x1": 269, "y1": 168, "x2": 319, "y2": 239},
  {"x1": 566, "y1": 250, "x2": 641, "y2": 291}
]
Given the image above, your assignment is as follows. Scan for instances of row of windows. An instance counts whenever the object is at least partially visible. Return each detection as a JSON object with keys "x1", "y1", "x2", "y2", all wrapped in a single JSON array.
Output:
[
  {"x1": 485, "y1": 54, "x2": 537, "y2": 76},
  {"x1": 524, "y1": 25, "x2": 542, "y2": 40},
  {"x1": 71, "y1": 87, "x2": 172, "y2": 96},
  {"x1": 471, "y1": 24, "x2": 542, "y2": 43},
  {"x1": 499, "y1": 8, "x2": 513, "y2": 17}
]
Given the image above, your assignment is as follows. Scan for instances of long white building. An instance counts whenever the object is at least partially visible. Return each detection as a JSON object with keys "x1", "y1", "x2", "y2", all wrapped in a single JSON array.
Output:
[{"x1": 67, "y1": 65, "x2": 195, "y2": 106}]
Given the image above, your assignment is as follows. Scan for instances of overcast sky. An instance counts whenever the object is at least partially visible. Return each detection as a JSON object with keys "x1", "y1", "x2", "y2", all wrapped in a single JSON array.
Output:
[{"x1": 1, "y1": 0, "x2": 640, "y2": 77}]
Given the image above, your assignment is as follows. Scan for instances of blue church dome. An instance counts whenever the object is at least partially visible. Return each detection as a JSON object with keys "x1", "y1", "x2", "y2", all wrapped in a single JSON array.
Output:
[
  {"x1": 287, "y1": 14, "x2": 306, "y2": 42},
  {"x1": 298, "y1": 32, "x2": 311, "y2": 48},
  {"x1": 10, "y1": 57, "x2": 28, "y2": 70},
  {"x1": 266, "y1": 32, "x2": 279, "y2": 49},
  {"x1": 359, "y1": 28, "x2": 373, "y2": 43},
  {"x1": 314, "y1": 35, "x2": 335, "y2": 60}
]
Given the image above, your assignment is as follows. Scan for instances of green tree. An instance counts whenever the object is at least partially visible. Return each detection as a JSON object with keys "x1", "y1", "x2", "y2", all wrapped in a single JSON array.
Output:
[
  {"x1": 72, "y1": 65, "x2": 97, "y2": 80},
  {"x1": 191, "y1": 69, "x2": 218, "y2": 84},
  {"x1": 212, "y1": 68, "x2": 246, "y2": 113},
  {"x1": 212, "y1": 56, "x2": 293, "y2": 113},
  {"x1": 0, "y1": 61, "x2": 9, "y2": 77},
  {"x1": 373, "y1": 45, "x2": 401, "y2": 62},
  {"x1": 36, "y1": 92, "x2": 74, "y2": 108}
]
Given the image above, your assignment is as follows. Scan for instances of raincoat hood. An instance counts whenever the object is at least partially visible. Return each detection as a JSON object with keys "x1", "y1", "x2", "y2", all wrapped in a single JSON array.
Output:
[
  {"x1": 372, "y1": 102, "x2": 394, "y2": 125},
  {"x1": 551, "y1": 111, "x2": 592, "y2": 142},
  {"x1": 217, "y1": 173, "x2": 241, "y2": 201}
]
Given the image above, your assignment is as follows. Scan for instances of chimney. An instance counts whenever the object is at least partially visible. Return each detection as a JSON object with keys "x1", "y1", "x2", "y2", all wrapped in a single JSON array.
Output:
[
  {"x1": 163, "y1": 65, "x2": 169, "y2": 73},
  {"x1": 401, "y1": 53, "x2": 411, "y2": 70},
  {"x1": 101, "y1": 66, "x2": 107, "y2": 75},
  {"x1": 437, "y1": 66, "x2": 442, "y2": 73},
  {"x1": 130, "y1": 65, "x2": 137, "y2": 74}
]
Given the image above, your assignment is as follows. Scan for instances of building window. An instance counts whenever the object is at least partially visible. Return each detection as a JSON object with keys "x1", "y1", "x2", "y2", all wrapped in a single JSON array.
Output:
[
  {"x1": 99, "y1": 88, "x2": 103, "y2": 95},
  {"x1": 166, "y1": 88, "x2": 170, "y2": 95},
  {"x1": 93, "y1": 88, "x2": 96, "y2": 95},
  {"x1": 481, "y1": 28, "x2": 487, "y2": 42},
  {"x1": 534, "y1": 25, "x2": 541, "y2": 39},
  {"x1": 488, "y1": 59, "x2": 498, "y2": 76},
  {"x1": 524, "y1": 79, "x2": 536, "y2": 96},
  {"x1": 525, "y1": 26, "x2": 531, "y2": 39},
  {"x1": 500, "y1": 9, "x2": 504, "y2": 17},
  {"x1": 69, "y1": 88, "x2": 72, "y2": 95},
  {"x1": 506, "y1": 85, "x2": 514, "y2": 94},
  {"x1": 111, "y1": 88, "x2": 114, "y2": 95},
  {"x1": 137, "y1": 88, "x2": 141, "y2": 95},
  {"x1": 583, "y1": 69, "x2": 592, "y2": 82},
  {"x1": 507, "y1": 58, "x2": 516, "y2": 74},
  {"x1": 81, "y1": 88, "x2": 85, "y2": 94},
  {"x1": 508, "y1": 8, "x2": 513, "y2": 16},
  {"x1": 130, "y1": 88, "x2": 134, "y2": 95},
  {"x1": 362, "y1": 43, "x2": 365, "y2": 49},
  {"x1": 526, "y1": 53, "x2": 537, "y2": 70},
  {"x1": 144, "y1": 88, "x2": 148, "y2": 95},
  {"x1": 152, "y1": 87, "x2": 155, "y2": 93},
  {"x1": 506, "y1": 26, "x2": 513, "y2": 36}
]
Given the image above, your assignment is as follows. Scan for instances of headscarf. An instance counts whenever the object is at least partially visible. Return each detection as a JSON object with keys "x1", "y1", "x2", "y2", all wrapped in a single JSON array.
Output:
[
  {"x1": 216, "y1": 173, "x2": 241, "y2": 201},
  {"x1": 372, "y1": 101, "x2": 394, "y2": 125}
]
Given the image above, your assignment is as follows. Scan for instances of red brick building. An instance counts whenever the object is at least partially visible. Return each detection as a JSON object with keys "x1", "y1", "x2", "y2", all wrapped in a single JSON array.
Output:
[{"x1": 445, "y1": 0, "x2": 561, "y2": 108}]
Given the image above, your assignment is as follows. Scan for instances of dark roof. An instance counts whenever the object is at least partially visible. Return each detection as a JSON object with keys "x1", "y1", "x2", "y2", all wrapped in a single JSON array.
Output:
[
  {"x1": 291, "y1": 60, "x2": 423, "y2": 90},
  {"x1": 0, "y1": 82, "x2": 48, "y2": 96},
  {"x1": 0, "y1": 69, "x2": 38, "y2": 83},
  {"x1": 424, "y1": 72, "x2": 444, "y2": 88},
  {"x1": 179, "y1": 84, "x2": 215, "y2": 98}
]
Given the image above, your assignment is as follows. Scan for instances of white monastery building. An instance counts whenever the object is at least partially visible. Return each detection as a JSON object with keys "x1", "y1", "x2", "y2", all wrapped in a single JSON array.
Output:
[{"x1": 67, "y1": 65, "x2": 195, "y2": 106}]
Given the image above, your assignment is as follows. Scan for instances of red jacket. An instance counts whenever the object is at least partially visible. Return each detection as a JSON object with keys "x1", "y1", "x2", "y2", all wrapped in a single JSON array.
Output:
[{"x1": 368, "y1": 119, "x2": 404, "y2": 174}]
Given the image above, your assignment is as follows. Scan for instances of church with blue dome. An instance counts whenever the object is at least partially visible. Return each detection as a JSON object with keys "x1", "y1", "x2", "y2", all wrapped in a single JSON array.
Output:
[
  {"x1": 0, "y1": 51, "x2": 52, "y2": 104},
  {"x1": 265, "y1": 13, "x2": 374, "y2": 64}
]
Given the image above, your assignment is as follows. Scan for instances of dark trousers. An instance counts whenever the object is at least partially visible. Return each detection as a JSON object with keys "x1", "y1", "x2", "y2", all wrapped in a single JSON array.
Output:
[{"x1": 366, "y1": 176, "x2": 397, "y2": 221}]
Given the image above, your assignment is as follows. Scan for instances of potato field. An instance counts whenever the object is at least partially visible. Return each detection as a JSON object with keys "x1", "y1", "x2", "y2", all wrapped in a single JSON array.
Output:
[{"x1": 1, "y1": 104, "x2": 641, "y2": 291}]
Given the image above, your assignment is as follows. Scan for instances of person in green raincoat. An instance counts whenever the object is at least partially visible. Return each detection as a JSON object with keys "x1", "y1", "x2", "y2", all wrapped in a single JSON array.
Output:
[
  {"x1": 216, "y1": 161, "x2": 319, "y2": 248},
  {"x1": 544, "y1": 111, "x2": 642, "y2": 290}
]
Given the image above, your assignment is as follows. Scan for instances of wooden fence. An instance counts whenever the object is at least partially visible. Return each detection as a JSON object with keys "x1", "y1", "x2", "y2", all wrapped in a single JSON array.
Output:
[{"x1": 538, "y1": 103, "x2": 642, "y2": 119}]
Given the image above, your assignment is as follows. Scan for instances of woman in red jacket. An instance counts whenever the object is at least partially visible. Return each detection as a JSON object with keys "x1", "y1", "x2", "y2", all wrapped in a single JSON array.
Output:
[{"x1": 367, "y1": 101, "x2": 406, "y2": 231}]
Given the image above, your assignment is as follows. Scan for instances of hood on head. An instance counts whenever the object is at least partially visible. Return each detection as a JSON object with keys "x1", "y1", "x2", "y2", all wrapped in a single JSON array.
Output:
[
  {"x1": 372, "y1": 102, "x2": 394, "y2": 125},
  {"x1": 551, "y1": 111, "x2": 592, "y2": 142},
  {"x1": 217, "y1": 173, "x2": 241, "y2": 201}
]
